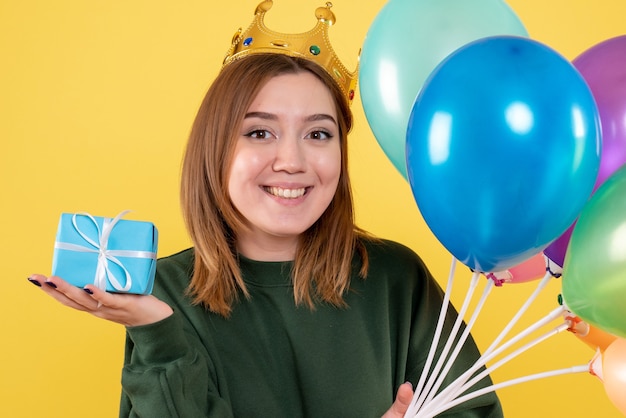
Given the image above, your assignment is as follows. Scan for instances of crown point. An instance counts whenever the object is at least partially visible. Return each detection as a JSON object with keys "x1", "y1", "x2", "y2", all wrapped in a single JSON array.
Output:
[
  {"x1": 315, "y1": 4, "x2": 336, "y2": 25},
  {"x1": 255, "y1": 1, "x2": 273, "y2": 14}
]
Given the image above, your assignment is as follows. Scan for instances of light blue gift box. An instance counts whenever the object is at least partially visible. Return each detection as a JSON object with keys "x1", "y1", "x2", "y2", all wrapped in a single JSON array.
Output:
[{"x1": 51, "y1": 211, "x2": 158, "y2": 294}]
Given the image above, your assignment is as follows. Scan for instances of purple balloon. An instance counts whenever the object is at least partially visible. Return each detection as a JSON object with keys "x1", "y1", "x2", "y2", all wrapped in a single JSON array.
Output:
[
  {"x1": 544, "y1": 225, "x2": 572, "y2": 267},
  {"x1": 545, "y1": 35, "x2": 626, "y2": 267}
]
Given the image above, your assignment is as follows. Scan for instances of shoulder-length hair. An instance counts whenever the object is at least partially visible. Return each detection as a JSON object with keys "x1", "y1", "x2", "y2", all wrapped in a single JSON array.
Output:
[{"x1": 180, "y1": 53, "x2": 369, "y2": 317}]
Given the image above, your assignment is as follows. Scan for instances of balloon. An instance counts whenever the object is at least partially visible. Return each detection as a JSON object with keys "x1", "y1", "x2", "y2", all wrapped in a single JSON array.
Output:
[
  {"x1": 564, "y1": 313, "x2": 618, "y2": 352},
  {"x1": 406, "y1": 36, "x2": 601, "y2": 273},
  {"x1": 543, "y1": 224, "x2": 573, "y2": 269},
  {"x1": 602, "y1": 338, "x2": 626, "y2": 415},
  {"x1": 562, "y1": 165, "x2": 626, "y2": 338},
  {"x1": 545, "y1": 35, "x2": 626, "y2": 267},
  {"x1": 360, "y1": 0, "x2": 528, "y2": 179},
  {"x1": 488, "y1": 253, "x2": 547, "y2": 285}
]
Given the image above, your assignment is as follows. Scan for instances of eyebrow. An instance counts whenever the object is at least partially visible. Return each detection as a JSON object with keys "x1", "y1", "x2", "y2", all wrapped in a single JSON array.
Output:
[{"x1": 244, "y1": 111, "x2": 337, "y2": 126}]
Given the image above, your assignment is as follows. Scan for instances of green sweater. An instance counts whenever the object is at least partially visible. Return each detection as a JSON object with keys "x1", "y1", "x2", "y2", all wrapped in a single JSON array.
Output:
[{"x1": 119, "y1": 239, "x2": 503, "y2": 417}]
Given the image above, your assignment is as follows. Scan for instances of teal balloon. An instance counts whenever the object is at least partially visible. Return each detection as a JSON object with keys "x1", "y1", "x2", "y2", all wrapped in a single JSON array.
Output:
[
  {"x1": 360, "y1": 0, "x2": 528, "y2": 179},
  {"x1": 563, "y1": 165, "x2": 626, "y2": 339},
  {"x1": 406, "y1": 36, "x2": 601, "y2": 273}
]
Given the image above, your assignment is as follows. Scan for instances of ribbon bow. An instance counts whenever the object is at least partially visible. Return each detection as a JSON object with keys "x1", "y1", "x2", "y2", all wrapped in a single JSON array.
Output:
[{"x1": 54, "y1": 211, "x2": 156, "y2": 291}]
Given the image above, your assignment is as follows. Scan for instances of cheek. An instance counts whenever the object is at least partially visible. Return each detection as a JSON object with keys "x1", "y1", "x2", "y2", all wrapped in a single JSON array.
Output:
[
  {"x1": 228, "y1": 151, "x2": 255, "y2": 207},
  {"x1": 229, "y1": 148, "x2": 266, "y2": 185},
  {"x1": 315, "y1": 147, "x2": 342, "y2": 183}
]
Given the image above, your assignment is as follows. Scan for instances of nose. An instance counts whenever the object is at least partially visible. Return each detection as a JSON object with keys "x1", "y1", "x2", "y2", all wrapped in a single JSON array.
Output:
[{"x1": 272, "y1": 137, "x2": 305, "y2": 173}]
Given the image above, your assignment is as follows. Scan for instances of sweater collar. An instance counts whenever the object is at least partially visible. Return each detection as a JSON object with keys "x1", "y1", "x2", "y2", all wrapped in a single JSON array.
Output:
[{"x1": 238, "y1": 253, "x2": 294, "y2": 287}]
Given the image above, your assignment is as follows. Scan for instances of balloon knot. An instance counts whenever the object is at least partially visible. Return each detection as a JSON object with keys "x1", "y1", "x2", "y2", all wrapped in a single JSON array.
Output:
[
  {"x1": 546, "y1": 266, "x2": 562, "y2": 278},
  {"x1": 546, "y1": 258, "x2": 563, "y2": 278},
  {"x1": 564, "y1": 313, "x2": 582, "y2": 333},
  {"x1": 486, "y1": 272, "x2": 505, "y2": 287}
]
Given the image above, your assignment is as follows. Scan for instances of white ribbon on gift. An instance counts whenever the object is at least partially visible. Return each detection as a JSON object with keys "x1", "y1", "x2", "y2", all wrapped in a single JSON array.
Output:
[{"x1": 54, "y1": 210, "x2": 157, "y2": 292}]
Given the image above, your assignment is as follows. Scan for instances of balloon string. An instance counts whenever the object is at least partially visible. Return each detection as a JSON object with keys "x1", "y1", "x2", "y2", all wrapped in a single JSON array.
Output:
[
  {"x1": 484, "y1": 271, "x2": 554, "y2": 356},
  {"x1": 409, "y1": 270, "x2": 481, "y2": 414},
  {"x1": 459, "y1": 323, "x2": 570, "y2": 394},
  {"x1": 417, "y1": 321, "x2": 569, "y2": 417},
  {"x1": 416, "y1": 278, "x2": 494, "y2": 412},
  {"x1": 417, "y1": 304, "x2": 566, "y2": 416},
  {"x1": 424, "y1": 364, "x2": 589, "y2": 417},
  {"x1": 414, "y1": 274, "x2": 561, "y2": 414},
  {"x1": 406, "y1": 257, "x2": 457, "y2": 417}
]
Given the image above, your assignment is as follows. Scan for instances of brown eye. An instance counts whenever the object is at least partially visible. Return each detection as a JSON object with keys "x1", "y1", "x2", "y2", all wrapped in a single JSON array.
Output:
[
  {"x1": 306, "y1": 130, "x2": 332, "y2": 141},
  {"x1": 245, "y1": 129, "x2": 273, "y2": 139}
]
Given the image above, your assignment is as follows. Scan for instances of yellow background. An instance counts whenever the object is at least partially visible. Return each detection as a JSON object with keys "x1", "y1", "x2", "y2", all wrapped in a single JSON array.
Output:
[{"x1": 2, "y1": 0, "x2": 625, "y2": 416}]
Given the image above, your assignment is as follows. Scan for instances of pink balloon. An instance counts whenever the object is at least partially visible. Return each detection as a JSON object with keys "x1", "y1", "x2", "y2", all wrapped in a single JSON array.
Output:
[
  {"x1": 487, "y1": 252, "x2": 546, "y2": 285},
  {"x1": 545, "y1": 35, "x2": 626, "y2": 267}
]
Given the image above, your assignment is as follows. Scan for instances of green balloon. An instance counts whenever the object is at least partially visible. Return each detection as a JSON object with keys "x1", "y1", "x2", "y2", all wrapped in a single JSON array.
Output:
[{"x1": 562, "y1": 164, "x2": 626, "y2": 338}]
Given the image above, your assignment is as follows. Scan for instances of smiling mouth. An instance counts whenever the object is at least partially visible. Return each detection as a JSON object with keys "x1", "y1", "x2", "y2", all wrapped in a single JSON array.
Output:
[{"x1": 263, "y1": 186, "x2": 307, "y2": 199}]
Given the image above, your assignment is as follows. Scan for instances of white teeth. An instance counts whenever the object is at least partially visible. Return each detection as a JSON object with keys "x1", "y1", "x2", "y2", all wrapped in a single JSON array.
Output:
[{"x1": 266, "y1": 186, "x2": 306, "y2": 198}]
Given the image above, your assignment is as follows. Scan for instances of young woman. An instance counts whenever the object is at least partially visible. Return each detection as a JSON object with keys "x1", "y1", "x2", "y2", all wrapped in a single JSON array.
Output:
[{"x1": 29, "y1": 52, "x2": 502, "y2": 417}]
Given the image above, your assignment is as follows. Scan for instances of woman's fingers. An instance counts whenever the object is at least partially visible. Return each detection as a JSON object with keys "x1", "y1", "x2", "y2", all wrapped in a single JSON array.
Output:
[
  {"x1": 28, "y1": 273, "x2": 173, "y2": 327},
  {"x1": 382, "y1": 382, "x2": 414, "y2": 418},
  {"x1": 28, "y1": 274, "x2": 100, "y2": 312}
]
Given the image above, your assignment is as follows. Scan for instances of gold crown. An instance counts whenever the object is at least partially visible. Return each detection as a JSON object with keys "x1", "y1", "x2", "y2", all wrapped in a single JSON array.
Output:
[{"x1": 223, "y1": 1, "x2": 358, "y2": 104}]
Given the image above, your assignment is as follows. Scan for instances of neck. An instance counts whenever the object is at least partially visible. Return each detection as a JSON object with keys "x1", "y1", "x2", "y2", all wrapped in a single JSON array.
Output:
[{"x1": 236, "y1": 231, "x2": 298, "y2": 261}]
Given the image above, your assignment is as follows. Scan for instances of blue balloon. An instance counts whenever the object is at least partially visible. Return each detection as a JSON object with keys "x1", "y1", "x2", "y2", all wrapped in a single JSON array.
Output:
[{"x1": 406, "y1": 36, "x2": 601, "y2": 273}]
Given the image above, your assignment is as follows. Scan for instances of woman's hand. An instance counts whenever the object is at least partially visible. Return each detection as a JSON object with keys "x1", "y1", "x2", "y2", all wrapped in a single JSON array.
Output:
[
  {"x1": 383, "y1": 382, "x2": 414, "y2": 417},
  {"x1": 28, "y1": 274, "x2": 173, "y2": 327}
]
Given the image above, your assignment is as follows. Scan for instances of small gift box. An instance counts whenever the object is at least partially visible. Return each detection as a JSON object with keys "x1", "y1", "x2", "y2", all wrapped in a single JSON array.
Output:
[{"x1": 51, "y1": 211, "x2": 158, "y2": 294}]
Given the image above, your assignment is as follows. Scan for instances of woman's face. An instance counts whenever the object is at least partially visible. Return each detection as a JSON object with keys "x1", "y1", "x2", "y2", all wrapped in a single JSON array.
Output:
[{"x1": 228, "y1": 71, "x2": 341, "y2": 260}]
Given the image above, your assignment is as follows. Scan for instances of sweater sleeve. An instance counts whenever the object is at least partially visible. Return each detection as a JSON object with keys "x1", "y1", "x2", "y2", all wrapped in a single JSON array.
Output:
[{"x1": 118, "y1": 311, "x2": 233, "y2": 418}]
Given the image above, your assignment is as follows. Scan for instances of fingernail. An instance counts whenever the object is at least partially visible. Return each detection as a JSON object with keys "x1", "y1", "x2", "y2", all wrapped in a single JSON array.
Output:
[
  {"x1": 45, "y1": 281, "x2": 57, "y2": 289},
  {"x1": 28, "y1": 277, "x2": 42, "y2": 287},
  {"x1": 83, "y1": 288, "x2": 94, "y2": 295}
]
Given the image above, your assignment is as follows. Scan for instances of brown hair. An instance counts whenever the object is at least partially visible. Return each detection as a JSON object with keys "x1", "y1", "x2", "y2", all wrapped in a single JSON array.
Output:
[{"x1": 180, "y1": 53, "x2": 369, "y2": 317}]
